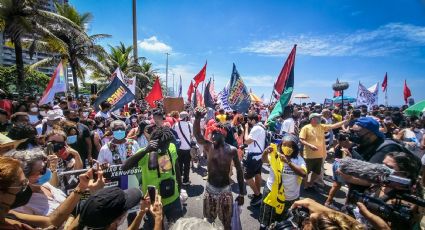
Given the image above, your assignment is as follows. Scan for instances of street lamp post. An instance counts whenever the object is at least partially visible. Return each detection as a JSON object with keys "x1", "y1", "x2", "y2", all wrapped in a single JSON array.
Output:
[{"x1": 165, "y1": 53, "x2": 170, "y2": 96}]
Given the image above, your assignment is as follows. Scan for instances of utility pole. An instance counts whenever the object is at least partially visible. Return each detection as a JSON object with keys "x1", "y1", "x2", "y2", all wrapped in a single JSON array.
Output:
[
  {"x1": 132, "y1": 0, "x2": 138, "y2": 63},
  {"x1": 165, "y1": 52, "x2": 170, "y2": 96}
]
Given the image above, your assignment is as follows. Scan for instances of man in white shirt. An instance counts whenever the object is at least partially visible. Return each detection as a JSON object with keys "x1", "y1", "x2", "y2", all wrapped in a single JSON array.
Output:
[
  {"x1": 95, "y1": 101, "x2": 111, "y2": 120},
  {"x1": 244, "y1": 112, "x2": 266, "y2": 206},
  {"x1": 36, "y1": 110, "x2": 63, "y2": 135},
  {"x1": 280, "y1": 106, "x2": 295, "y2": 135},
  {"x1": 97, "y1": 120, "x2": 139, "y2": 165},
  {"x1": 173, "y1": 111, "x2": 194, "y2": 185}
]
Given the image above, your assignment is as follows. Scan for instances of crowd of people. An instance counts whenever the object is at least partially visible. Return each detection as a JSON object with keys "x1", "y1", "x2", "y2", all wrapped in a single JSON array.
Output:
[{"x1": 0, "y1": 89, "x2": 425, "y2": 230}]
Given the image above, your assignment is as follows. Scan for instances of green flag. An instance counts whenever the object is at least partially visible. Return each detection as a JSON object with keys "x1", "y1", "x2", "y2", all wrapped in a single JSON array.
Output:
[{"x1": 268, "y1": 87, "x2": 293, "y2": 121}]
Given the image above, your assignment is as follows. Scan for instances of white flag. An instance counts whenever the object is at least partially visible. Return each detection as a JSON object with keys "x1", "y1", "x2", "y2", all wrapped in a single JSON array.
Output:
[
  {"x1": 111, "y1": 68, "x2": 136, "y2": 95},
  {"x1": 357, "y1": 82, "x2": 378, "y2": 109},
  {"x1": 216, "y1": 81, "x2": 232, "y2": 112}
]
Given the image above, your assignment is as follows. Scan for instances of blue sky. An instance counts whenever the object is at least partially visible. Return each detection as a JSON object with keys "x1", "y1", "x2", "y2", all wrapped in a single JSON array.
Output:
[{"x1": 71, "y1": 0, "x2": 425, "y2": 105}]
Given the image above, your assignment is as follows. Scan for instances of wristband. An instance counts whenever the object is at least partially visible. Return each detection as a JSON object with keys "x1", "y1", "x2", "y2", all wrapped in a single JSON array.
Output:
[{"x1": 73, "y1": 188, "x2": 85, "y2": 195}]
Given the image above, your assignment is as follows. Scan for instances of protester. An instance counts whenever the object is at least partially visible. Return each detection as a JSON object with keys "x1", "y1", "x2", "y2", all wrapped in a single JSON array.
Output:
[
  {"x1": 173, "y1": 111, "x2": 194, "y2": 185},
  {"x1": 259, "y1": 134, "x2": 306, "y2": 229},
  {"x1": 45, "y1": 129, "x2": 83, "y2": 171},
  {"x1": 97, "y1": 120, "x2": 140, "y2": 165},
  {"x1": 299, "y1": 113, "x2": 347, "y2": 190},
  {"x1": 244, "y1": 111, "x2": 266, "y2": 206},
  {"x1": 95, "y1": 101, "x2": 112, "y2": 119},
  {"x1": 0, "y1": 108, "x2": 12, "y2": 133},
  {"x1": 122, "y1": 126, "x2": 183, "y2": 227},
  {"x1": 193, "y1": 107, "x2": 245, "y2": 230}
]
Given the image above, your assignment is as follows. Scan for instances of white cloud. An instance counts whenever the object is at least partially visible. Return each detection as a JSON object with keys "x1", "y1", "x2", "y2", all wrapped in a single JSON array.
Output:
[
  {"x1": 138, "y1": 36, "x2": 172, "y2": 53},
  {"x1": 243, "y1": 75, "x2": 275, "y2": 87},
  {"x1": 241, "y1": 23, "x2": 425, "y2": 57}
]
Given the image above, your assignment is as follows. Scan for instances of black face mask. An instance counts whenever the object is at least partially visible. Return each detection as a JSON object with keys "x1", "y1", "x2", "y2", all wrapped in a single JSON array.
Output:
[
  {"x1": 69, "y1": 117, "x2": 80, "y2": 123},
  {"x1": 9, "y1": 186, "x2": 33, "y2": 209},
  {"x1": 349, "y1": 132, "x2": 366, "y2": 144}
]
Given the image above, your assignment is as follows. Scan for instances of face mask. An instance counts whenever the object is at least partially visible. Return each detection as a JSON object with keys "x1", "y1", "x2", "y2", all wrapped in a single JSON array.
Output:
[
  {"x1": 98, "y1": 123, "x2": 104, "y2": 128},
  {"x1": 36, "y1": 169, "x2": 52, "y2": 185},
  {"x1": 82, "y1": 112, "x2": 89, "y2": 118},
  {"x1": 69, "y1": 117, "x2": 80, "y2": 123},
  {"x1": 282, "y1": 146, "x2": 294, "y2": 156},
  {"x1": 131, "y1": 118, "x2": 138, "y2": 123},
  {"x1": 67, "y1": 135, "x2": 78, "y2": 144},
  {"x1": 30, "y1": 107, "x2": 39, "y2": 113},
  {"x1": 52, "y1": 142, "x2": 65, "y2": 153},
  {"x1": 113, "y1": 130, "x2": 126, "y2": 140},
  {"x1": 10, "y1": 186, "x2": 33, "y2": 209},
  {"x1": 349, "y1": 132, "x2": 365, "y2": 144}
]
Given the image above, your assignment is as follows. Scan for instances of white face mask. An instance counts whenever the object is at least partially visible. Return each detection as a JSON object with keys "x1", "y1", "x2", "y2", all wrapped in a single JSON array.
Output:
[
  {"x1": 131, "y1": 118, "x2": 137, "y2": 123},
  {"x1": 40, "y1": 111, "x2": 47, "y2": 117},
  {"x1": 82, "y1": 112, "x2": 89, "y2": 118},
  {"x1": 30, "y1": 107, "x2": 39, "y2": 113}
]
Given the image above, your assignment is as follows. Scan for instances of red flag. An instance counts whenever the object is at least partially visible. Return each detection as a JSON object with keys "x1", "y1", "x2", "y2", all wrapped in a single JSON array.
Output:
[
  {"x1": 273, "y1": 45, "x2": 296, "y2": 98},
  {"x1": 196, "y1": 88, "x2": 204, "y2": 106},
  {"x1": 382, "y1": 73, "x2": 388, "y2": 92},
  {"x1": 404, "y1": 80, "x2": 411, "y2": 104},
  {"x1": 333, "y1": 78, "x2": 341, "y2": 98},
  {"x1": 187, "y1": 81, "x2": 194, "y2": 102},
  {"x1": 145, "y1": 78, "x2": 163, "y2": 107},
  {"x1": 193, "y1": 61, "x2": 207, "y2": 88}
]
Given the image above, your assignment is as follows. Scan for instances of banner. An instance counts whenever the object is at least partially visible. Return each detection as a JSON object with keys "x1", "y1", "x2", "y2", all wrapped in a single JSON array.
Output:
[
  {"x1": 217, "y1": 83, "x2": 232, "y2": 112},
  {"x1": 227, "y1": 64, "x2": 251, "y2": 113},
  {"x1": 111, "y1": 68, "x2": 136, "y2": 95},
  {"x1": 39, "y1": 61, "x2": 67, "y2": 105},
  {"x1": 356, "y1": 82, "x2": 378, "y2": 109},
  {"x1": 57, "y1": 165, "x2": 142, "y2": 196},
  {"x1": 93, "y1": 76, "x2": 135, "y2": 111},
  {"x1": 324, "y1": 98, "x2": 333, "y2": 107}
]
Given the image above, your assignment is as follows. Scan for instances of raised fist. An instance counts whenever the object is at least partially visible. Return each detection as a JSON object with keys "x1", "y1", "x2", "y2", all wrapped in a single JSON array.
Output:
[{"x1": 194, "y1": 107, "x2": 207, "y2": 119}]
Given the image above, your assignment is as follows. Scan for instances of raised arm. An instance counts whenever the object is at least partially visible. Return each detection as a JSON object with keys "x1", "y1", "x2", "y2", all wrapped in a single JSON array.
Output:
[{"x1": 193, "y1": 107, "x2": 211, "y2": 146}]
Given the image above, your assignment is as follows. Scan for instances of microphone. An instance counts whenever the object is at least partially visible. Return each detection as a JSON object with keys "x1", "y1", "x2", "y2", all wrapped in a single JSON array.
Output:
[{"x1": 338, "y1": 158, "x2": 410, "y2": 187}]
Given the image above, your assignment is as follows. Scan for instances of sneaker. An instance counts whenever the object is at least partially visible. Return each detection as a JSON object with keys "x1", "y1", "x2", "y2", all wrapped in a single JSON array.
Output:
[
  {"x1": 250, "y1": 194, "x2": 263, "y2": 206},
  {"x1": 182, "y1": 180, "x2": 191, "y2": 186}
]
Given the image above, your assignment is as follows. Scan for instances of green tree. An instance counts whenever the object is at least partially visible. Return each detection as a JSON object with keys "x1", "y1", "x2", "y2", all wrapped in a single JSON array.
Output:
[
  {"x1": 0, "y1": 65, "x2": 49, "y2": 95},
  {"x1": 0, "y1": 0, "x2": 80, "y2": 93},
  {"x1": 30, "y1": 3, "x2": 110, "y2": 98}
]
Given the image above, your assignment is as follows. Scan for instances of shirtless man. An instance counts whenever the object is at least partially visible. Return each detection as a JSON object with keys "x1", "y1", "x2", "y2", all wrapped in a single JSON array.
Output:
[{"x1": 193, "y1": 107, "x2": 245, "y2": 230}]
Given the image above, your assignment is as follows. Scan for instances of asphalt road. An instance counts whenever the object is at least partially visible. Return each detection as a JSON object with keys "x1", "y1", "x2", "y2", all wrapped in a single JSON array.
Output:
[{"x1": 180, "y1": 158, "x2": 347, "y2": 230}]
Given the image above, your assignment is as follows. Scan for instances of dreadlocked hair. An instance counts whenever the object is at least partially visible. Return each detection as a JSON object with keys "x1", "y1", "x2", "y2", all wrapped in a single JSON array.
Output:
[
  {"x1": 210, "y1": 123, "x2": 227, "y2": 136},
  {"x1": 150, "y1": 126, "x2": 175, "y2": 146}
]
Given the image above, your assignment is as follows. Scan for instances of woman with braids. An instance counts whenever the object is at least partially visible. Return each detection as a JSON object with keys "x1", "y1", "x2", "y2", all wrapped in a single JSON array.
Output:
[{"x1": 122, "y1": 126, "x2": 183, "y2": 228}]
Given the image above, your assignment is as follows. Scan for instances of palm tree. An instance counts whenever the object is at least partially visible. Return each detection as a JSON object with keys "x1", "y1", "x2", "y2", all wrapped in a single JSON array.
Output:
[
  {"x1": 0, "y1": 0, "x2": 78, "y2": 93},
  {"x1": 91, "y1": 42, "x2": 155, "y2": 97},
  {"x1": 30, "y1": 3, "x2": 110, "y2": 97}
]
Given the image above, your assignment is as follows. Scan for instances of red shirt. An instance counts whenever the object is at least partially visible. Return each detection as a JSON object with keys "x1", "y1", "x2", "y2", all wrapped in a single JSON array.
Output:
[{"x1": 0, "y1": 99, "x2": 13, "y2": 117}]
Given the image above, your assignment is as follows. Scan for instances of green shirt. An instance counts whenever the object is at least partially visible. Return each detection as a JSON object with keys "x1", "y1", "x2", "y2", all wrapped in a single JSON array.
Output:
[{"x1": 138, "y1": 143, "x2": 179, "y2": 206}]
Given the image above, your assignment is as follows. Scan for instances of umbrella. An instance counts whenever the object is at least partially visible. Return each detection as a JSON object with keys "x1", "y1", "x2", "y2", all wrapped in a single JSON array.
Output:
[
  {"x1": 404, "y1": 100, "x2": 425, "y2": 117},
  {"x1": 332, "y1": 96, "x2": 356, "y2": 104},
  {"x1": 293, "y1": 93, "x2": 309, "y2": 104},
  {"x1": 250, "y1": 93, "x2": 263, "y2": 103}
]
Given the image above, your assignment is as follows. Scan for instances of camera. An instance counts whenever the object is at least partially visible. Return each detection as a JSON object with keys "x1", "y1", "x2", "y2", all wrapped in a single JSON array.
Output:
[{"x1": 268, "y1": 207, "x2": 309, "y2": 230}]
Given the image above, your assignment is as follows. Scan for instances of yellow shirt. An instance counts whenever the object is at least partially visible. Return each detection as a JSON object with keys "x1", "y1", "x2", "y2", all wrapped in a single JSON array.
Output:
[
  {"x1": 299, "y1": 124, "x2": 331, "y2": 159},
  {"x1": 216, "y1": 114, "x2": 227, "y2": 123}
]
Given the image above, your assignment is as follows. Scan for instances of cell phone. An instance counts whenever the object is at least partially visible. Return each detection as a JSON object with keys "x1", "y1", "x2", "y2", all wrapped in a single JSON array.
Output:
[
  {"x1": 89, "y1": 160, "x2": 98, "y2": 181},
  {"x1": 147, "y1": 185, "x2": 156, "y2": 203},
  {"x1": 46, "y1": 143, "x2": 54, "y2": 155}
]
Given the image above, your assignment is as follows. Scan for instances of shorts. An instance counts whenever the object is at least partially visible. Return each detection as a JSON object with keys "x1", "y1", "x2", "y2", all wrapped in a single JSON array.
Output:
[
  {"x1": 243, "y1": 152, "x2": 263, "y2": 179},
  {"x1": 332, "y1": 159, "x2": 345, "y2": 185},
  {"x1": 203, "y1": 182, "x2": 233, "y2": 229},
  {"x1": 305, "y1": 158, "x2": 323, "y2": 175}
]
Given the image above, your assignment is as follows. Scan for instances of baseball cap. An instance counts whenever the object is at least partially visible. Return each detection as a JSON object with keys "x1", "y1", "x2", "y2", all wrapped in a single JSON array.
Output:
[
  {"x1": 354, "y1": 117, "x2": 385, "y2": 139},
  {"x1": 309, "y1": 113, "x2": 322, "y2": 120},
  {"x1": 79, "y1": 187, "x2": 142, "y2": 228},
  {"x1": 46, "y1": 110, "x2": 62, "y2": 121},
  {"x1": 179, "y1": 111, "x2": 189, "y2": 119}
]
